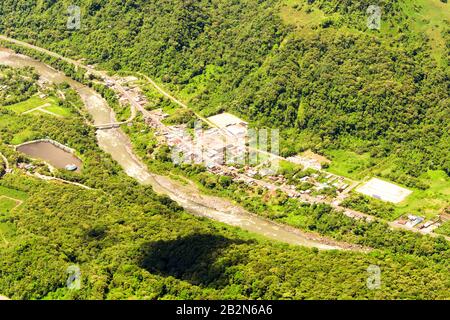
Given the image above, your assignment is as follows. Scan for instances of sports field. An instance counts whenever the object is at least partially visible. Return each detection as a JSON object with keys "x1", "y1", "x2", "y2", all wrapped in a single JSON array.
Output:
[{"x1": 356, "y1": 178, "x2": 412, "y2": 204}]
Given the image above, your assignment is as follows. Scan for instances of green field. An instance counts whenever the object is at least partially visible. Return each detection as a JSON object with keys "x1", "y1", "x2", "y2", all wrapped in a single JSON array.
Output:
[
  {"x1": 324, "y1": 149, "x2": 375, "y2": 180},
  {"x1": 325, "y1": 150, "x2": 449, "y2": 220},
  {"x1": 394, "y1": 170, "x2": 450, "y2": 220},
  {"x1": 44, "y1": 105, "x2": 73, "y2": 117},
  {"x1": 3, "y1": 95, "x2": 73, "y2": 118},
  {"x1": 0, "y1": 185, "x2": 28, "y2": 201},
  {"x1": 0, "y1": 197, "x2": 19, "y2": 213},
  {"x1": 280, "y1": 0, "x2": 328, "y2": 31},
  {"x1": 3, "y1": 95, "x2": 58, "y2": 113}
]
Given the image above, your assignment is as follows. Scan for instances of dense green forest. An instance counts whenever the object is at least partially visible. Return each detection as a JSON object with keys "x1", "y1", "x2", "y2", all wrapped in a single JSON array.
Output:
[
  {"x1": 2, "y1": 173, "x2": 449, "y2": 300},
  {"x1": 0, "y1": 0, "x2": 448, "y2": 179},
  {"x1": 0, "y1": 72, "x2": 447, "y2": 300},
  {"x1": 0, "y1": 58, "x2": 448, "y2": 300},
  {"x1": 0, "y1": 0, "x2": 449, "y2": 300}
]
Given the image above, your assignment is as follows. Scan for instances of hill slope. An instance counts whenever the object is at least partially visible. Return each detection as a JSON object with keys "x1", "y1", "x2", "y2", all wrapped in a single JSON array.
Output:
[{"x1": 0, "y1": 0, "x2": 448, "y2": 178}]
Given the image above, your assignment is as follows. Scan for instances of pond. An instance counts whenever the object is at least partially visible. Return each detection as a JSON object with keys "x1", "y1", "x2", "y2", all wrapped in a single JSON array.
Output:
[{"x1": 17, "y1": 141, "x2": 82, "y2": 172}]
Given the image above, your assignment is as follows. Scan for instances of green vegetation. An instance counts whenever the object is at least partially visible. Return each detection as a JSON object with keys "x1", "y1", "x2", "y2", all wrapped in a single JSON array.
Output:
[
  {"x1": 341, "y1": 194, "x2": 397, "y2": 220},
  {"x1": 0, "y1": 186, "x2": 28, "y2": 201},
  {"x1": 0, "y1": 0, "x2": 449, "y2": 300},
  {"x1": 0, "y1": 65, "x2": 38, "y2": 105},
  {"x1": 4, "y1": 95, "x2": 58, "y2": 113},
  {"x1": 325, "y1": 149, "x2": 374, "y2": 179},
  {"x1": 1, "y1": 171, "x2": 449, "y2": 300},
  {"x1": 0, "y1": 0, "x2": 448, "y2": 180},
  {"x1": 0, "y1": 197, "x2": 19, "y2": 213},
  {"x1": 1, "y1": 92, "x2": 446, "y2": 299},
  {"x1": 394, "y1": 170, "x2": 450, "y2": 219},
  {"x1": 164, "y1": 109, "x2": 196, "y2": 126},
  {"x1": 437, "y1": 220, "x2": 450, "y2": 237}
]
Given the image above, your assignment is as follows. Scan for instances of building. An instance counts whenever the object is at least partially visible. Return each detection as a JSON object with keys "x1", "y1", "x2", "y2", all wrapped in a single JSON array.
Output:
[{"x1": 207, "y1": 112, "x2": 248, "y2": 129}]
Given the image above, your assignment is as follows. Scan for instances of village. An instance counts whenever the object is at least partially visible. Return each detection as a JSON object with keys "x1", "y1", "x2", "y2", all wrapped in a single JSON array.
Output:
[{"x1": 92, "y1": 73, "x2": 450, "y2": 237}]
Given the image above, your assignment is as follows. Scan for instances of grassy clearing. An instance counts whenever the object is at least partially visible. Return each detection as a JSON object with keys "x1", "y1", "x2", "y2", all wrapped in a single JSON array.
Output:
[
  {"x1": 2, "y1": 95, "x2": 74, "y2": 118},
  {"x1": 324, "y1": 149, "x2": 374, "y2": 180},
  {"x1": 0, "y1": 222, "x2": 16, "y2": 246},
  {"x1": 0, "y1": 197, "x2": 19, "y2": 213},
  {"x1": 280, "y1": 0, "x2": 327, "y2": 31},
  {"x1": 41, "y1": 105, "x2": 73, "y2": 117},
  {"x1": 393, "y1": 170, "x2": 450, "y2": 220},
  {"x1": 0, "y1": 186, "x2": 28, "y2": 201},
  {"x1": 3, "y1": 95, "x2": 58, "y2": 113},
  {"x1": 400, "y1": 0, "x2": 450, "y2": 62}
]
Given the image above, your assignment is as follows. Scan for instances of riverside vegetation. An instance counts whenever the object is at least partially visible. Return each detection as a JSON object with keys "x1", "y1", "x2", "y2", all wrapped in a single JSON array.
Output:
[{"x1": 0, "y1": 0, "x2": 449, "y2": 300}]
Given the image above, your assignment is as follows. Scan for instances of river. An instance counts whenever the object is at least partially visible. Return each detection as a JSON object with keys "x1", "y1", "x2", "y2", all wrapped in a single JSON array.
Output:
[{"x1": 0, "y1": 47, "x2": 357, "y2": 251}]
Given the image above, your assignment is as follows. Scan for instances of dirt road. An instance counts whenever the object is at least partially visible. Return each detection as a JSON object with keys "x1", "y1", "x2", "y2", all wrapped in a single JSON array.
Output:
[{"x1": 0, "y1": 44, "x2": 363, "y2": 251}]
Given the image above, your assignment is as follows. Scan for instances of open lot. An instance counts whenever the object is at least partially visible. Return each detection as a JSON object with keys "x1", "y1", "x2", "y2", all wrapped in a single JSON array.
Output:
[
  {"x1": 356, "y1": 178, "x2": 412, "y2": 204},
  {"x1": 207, "y1": 112, "x2": 248, "y2": 129}
]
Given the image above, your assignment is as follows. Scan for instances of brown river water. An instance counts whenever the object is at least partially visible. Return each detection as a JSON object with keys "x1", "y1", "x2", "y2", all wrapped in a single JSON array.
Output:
[
  {"x1": 0, "y1": 47, "x2": 358, "y2": 251},
  {"x1": 16, "y1": 141, "x2": 82, "y2": 172}
]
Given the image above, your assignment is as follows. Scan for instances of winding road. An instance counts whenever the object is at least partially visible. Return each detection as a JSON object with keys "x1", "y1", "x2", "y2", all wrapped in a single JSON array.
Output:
[{"x1": 0, "y1": 39, "x2": 363, "y2": 251}]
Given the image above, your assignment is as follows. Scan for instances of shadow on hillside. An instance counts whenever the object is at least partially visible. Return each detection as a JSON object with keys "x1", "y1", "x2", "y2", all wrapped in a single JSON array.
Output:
[{"x1": 139, "y1": 234, "x2": 252, "y2": 288}]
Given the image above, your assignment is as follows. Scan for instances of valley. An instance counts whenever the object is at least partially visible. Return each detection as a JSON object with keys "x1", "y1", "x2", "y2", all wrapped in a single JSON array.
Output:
[{"x1": 0, "y1": 0, "x2": 448, "y2": 301}]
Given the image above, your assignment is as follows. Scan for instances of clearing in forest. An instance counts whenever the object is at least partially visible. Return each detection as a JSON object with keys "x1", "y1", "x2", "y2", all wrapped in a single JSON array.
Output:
[{"x1": 0, "y1": 186, "x2": 26, "y2": 245}]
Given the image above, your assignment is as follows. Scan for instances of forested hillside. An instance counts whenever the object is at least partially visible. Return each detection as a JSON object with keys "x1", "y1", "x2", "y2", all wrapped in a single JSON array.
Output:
[
  {"x1": 0, "y1": 66, "x2": 39, "y2": 105},
  {"x1": 0, "y1": 67, "x2": 447, "y2": 300},
  {"x1": 0, "y1": 0, "x2": 448, "y2": 179},
  {"x1": 1, "y1": 0, "x2": 450, "y2": 300}
]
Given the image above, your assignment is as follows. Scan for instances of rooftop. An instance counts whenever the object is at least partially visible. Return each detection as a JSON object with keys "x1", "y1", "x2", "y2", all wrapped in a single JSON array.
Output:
[{"x1": 207, "y1": 112, "x2": 248, "y2": 129}]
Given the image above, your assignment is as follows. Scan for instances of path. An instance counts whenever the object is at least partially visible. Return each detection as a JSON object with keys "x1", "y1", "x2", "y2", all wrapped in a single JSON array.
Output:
[
  {"x1": 0, "y1": 35, "x2": 437, "y2": 250},
  {"x1": 22, "y1": 103, "x2": 62, "y2": 117},
  {"x1": 0, "y1": 195, "x2": 23, "y2": 246},
  {"x1": 0, "y1": 40, "x2": 360, "y2": 251},
  {"x1": 0, "y1": 152, "x2": 9, "y2": 171}
]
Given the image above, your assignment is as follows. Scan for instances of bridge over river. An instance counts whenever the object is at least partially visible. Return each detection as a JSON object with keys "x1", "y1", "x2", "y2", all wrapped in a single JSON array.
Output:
[{"x1": 0, "y1": 43, "x2": 365, "y2": 251}]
